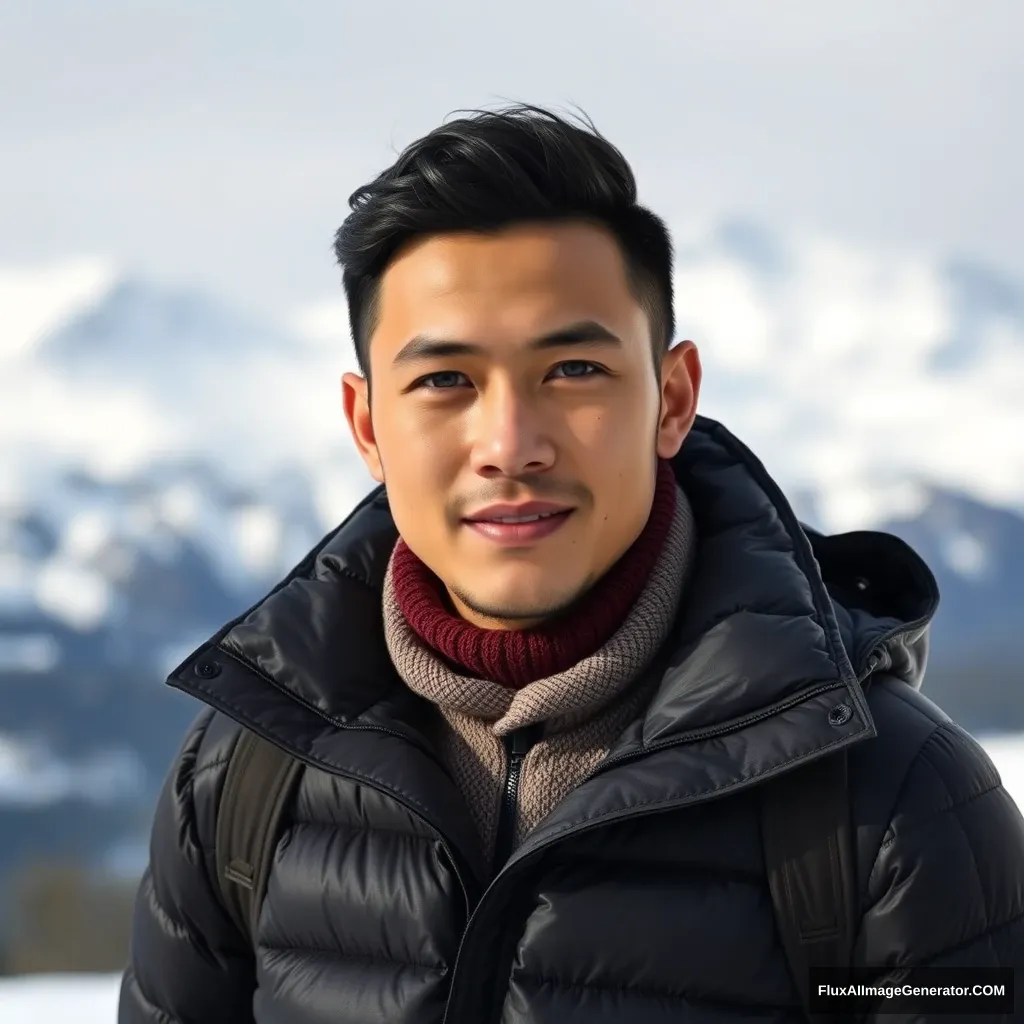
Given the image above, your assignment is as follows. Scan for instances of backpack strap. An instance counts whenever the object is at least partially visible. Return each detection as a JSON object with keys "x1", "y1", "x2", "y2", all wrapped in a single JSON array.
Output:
[
  {"x1": 215, "y1": 728, "x2": 304, "y2": 947},
  {"x1": 760, "y1": 749, "x2": 856, "y2": 1023}
]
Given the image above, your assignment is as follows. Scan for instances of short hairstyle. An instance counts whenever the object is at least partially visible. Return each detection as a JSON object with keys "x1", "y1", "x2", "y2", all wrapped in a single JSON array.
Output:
[{"x1": 333, "y1": 103, "x2": 675, "y2": 377}]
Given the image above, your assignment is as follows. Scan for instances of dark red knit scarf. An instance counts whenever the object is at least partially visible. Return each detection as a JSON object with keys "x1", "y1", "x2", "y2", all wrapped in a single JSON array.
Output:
[{"x1": 389, "y1": 458, "x2": 678, "y2": 689}]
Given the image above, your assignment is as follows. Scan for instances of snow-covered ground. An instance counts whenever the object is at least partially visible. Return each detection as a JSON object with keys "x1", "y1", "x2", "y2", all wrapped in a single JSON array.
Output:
[
  {"x1": 0, "y1": 973, "x2": 120, "y2": 1024},
  {"x1": 975, "y1": 732, "x2": 1024, "y2": 802},
  {"x1": 2, "y1": 732, "x2": 1023, "y2": 1022}
]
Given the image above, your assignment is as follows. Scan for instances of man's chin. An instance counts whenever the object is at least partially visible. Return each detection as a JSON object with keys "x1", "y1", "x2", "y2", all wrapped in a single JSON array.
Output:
[{"x1": 449, "y1": 573, "x2": 589, "y2": 629}]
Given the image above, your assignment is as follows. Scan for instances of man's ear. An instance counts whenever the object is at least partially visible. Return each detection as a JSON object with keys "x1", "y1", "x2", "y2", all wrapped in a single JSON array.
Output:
[
  {"x1": 341, "y1": 372, "x2": 385, "y2": 483},
  {"x1": 655, "y1": 340, "x2": 702, "y2": 460}
]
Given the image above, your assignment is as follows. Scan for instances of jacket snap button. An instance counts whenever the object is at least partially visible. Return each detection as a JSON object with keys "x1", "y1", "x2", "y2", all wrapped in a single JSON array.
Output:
[
  {"x1": 854, "y1": 577, "x2": 870, "y2": 591},
  {"x1": 194, "y1": 661, "x2": 222, "y2": 679},
  {"x1": 828, "y1": 703, "x2": 853, "y2": 726}
]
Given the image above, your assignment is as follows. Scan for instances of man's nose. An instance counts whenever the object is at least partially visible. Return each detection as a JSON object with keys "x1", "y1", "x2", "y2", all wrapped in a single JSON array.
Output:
[{"x1": 466, "y1": 381, "x2": 557, "y2": 477}]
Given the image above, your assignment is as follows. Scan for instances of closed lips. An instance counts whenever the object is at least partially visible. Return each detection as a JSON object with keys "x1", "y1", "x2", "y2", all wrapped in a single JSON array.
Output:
[
  {"x1": 482, "y1": 512, "x2": 565, "y2": 523},
  {"x1": 463, "y1": 503, "x2": 574, "y2": 522}
]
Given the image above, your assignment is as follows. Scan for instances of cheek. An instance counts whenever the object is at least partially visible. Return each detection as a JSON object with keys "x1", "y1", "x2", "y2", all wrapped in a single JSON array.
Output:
[
  {"x1": 377, "y1": 409, "x2": 462, "y2": 488},
  {"x1": 569, "y1": 398, "x2": 658, "y2": 524},
  {"x1": 568, "y1": 393, "x2": 654, "y2": 453}
]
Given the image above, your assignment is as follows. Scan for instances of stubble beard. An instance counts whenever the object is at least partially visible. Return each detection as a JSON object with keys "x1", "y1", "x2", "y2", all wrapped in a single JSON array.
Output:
[{"x1": 446, "y1": 570, "x2": 598, "y2": 629}]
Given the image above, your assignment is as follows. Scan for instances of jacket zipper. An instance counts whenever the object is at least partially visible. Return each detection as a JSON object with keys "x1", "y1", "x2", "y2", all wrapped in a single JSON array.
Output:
[
  {"x1": 492, "y1": 724, "x2": 541, "y2": 871},
  {"x1": 440, "y1": 679, "x2": 873, "y2": 1023}
]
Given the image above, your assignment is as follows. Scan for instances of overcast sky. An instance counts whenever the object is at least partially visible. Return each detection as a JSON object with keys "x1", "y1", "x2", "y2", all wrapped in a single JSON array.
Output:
[{"x1": 2, "y1": 0, "x2": 1022, "y2": 323}]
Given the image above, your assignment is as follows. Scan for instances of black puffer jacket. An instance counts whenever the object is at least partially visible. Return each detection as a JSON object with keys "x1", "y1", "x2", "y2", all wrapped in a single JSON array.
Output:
[{"x1": 119, "y1": 417, "x2": 1024, "y2": 1023}]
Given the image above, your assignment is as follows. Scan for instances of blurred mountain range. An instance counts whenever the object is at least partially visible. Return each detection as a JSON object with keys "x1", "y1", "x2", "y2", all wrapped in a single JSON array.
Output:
[{"x1": 1, "y1": 219, "x2": 1022, "y2": 913}]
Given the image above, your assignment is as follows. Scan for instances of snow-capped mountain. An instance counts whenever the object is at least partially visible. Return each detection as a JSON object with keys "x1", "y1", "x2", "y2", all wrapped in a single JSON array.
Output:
[
  {"x1": 673, "y1": 220, "x2": 1024, "y2": 531},
  {"x1": 0, "y1": 267, "x2": 379, "y2": 896},
  {"x1": 37, "y1": 277, "x2": 299, "y2": 370},
  {"x1": 0, "y1": 222, "x2": 1022, "y2": 894}
]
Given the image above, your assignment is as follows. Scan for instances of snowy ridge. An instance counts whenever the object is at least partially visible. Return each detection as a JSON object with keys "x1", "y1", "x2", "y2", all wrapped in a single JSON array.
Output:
[
  {"x1": 0, "y1": 260, "x2": 118, "y2": 361},
  {"x1": 0, "y1": 733, "x2": 144, "y2": 807},
  {"x1": 670, "y1": 221, "x2": 1024, "y2": 531},
  {"x1": 1, "y1": 265, "x2": 375, "y2": 637}
]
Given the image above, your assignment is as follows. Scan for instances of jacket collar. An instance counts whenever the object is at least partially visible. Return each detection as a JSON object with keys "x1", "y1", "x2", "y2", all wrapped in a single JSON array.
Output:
[{"x1": 629, "y1": 417, "x2": 937, "y2": 747}]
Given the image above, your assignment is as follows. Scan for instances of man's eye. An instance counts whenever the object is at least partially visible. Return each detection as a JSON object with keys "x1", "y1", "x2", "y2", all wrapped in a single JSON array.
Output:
[
  {"x1": 549, "y1": 361, "x2": 604, "y2": 379},
  {"x1": 415, "y1": 371, "x2": 469, "y2": 389}
]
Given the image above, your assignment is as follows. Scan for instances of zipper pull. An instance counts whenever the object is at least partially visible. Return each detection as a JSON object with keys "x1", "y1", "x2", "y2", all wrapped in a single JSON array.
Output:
[
  {"x1": 508, "y1": 723, "x2": 541, "y2": 760},
  {"x1": 493, "y1": 724, "x2": 543, "y2": 870}
]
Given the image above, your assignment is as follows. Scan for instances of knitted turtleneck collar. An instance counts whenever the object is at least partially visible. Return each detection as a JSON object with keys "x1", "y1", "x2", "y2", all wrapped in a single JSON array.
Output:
[{"x1": 388, "y1": 458, "x2": 679, "y2": 689}]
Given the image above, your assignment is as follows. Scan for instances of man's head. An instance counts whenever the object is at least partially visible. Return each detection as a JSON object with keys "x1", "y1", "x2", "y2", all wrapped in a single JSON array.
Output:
[{"x1": 337, "y1": 104, "x2": 701, "y2": 629}]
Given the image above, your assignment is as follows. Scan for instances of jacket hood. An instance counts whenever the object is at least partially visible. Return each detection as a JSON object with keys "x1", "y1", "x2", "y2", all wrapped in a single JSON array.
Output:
[{"x1": 168, "y1": 415, "x2": 939, "y2": 761}]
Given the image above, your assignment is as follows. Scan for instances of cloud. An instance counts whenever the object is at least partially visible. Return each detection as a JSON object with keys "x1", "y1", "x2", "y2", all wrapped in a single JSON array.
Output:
[{"x1": 0, "y1": 0, "x2": 1021, "y2": 318}]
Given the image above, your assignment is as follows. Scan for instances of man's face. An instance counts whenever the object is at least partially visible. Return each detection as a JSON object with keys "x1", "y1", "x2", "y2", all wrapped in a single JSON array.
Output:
[{"x1": 343, "y1": 220, "x2": 700, "y2": 629}]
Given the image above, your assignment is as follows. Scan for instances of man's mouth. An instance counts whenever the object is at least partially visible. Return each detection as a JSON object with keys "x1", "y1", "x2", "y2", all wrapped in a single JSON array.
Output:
[
  {"x1": 464, "y1": 501, "x2": 575, "y2": 523},
  {"x1": 462, "y1": 504, "x2": 575, "y2": 545},
  {"x1": 481, "y1": 511, "x2": 565, "y2": 524}
]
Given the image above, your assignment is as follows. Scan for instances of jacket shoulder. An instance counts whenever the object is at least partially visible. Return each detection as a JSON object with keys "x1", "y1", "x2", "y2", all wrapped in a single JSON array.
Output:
[
  {"x1": 856, "y1": 674, "x2": 1003, "y2": 809},
  {"x1": 850, "y1": 675, "x2": 1013, "y2": 852},
  {"x1": 119, "y1": 708, "x2": 255, "y2": 1023},
  {"x1": 157, "y1": 706, "x2": 245, "y2": 870},
  {"x1": 849, "y1": 675, "x2": 1024, "y2": 967}
]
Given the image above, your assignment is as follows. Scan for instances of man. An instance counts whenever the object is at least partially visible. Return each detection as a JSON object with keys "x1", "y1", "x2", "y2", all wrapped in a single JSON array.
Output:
[{"x1": 119, "y1": 105, "x2": 1024, "y2": 1023}]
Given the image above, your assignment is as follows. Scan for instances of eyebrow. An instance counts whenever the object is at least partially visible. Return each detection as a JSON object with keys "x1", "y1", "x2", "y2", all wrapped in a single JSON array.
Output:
[{"x1": 392, "y1": 320, "x2": 622, "y2": 366}]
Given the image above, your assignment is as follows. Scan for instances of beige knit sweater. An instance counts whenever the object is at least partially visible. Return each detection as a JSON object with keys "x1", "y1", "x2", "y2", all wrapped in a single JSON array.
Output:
[{"x1": 382, "y1": 484, "x2": 696, "y2": 869}]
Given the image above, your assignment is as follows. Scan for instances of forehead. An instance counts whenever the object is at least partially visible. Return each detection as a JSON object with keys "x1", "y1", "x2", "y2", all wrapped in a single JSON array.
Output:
[{"x1": 372, "y1": 221, "x2": 641, "y2": 346}]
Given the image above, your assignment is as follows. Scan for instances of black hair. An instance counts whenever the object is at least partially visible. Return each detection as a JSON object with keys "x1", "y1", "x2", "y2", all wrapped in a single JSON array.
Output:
[{"x1": 333, "y1": 103, "x2": 675, "y2": 376}]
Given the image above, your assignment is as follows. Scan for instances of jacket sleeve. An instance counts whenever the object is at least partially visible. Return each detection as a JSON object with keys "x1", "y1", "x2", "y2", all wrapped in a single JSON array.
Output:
[
  {"x1": 858, "y1": 719, "x2": 1024, "y2": 1021},
  {"x1": 118, "y1": 709, "x2": 256, "y2": 1024}
]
